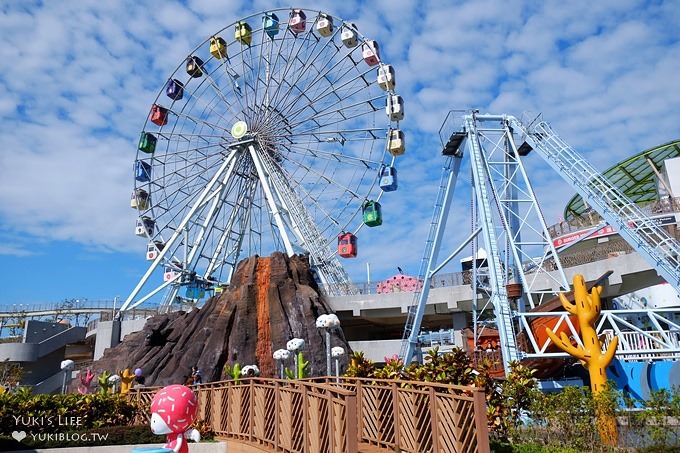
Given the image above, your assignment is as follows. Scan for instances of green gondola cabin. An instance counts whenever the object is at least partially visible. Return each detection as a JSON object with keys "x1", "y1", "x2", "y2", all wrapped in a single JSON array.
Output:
[
  {"x1": 362, "y1": 200, "x2": 382, "y2": 227},
  {"x1": 338, "y1": 232, "x2": 357, "y2": 258},
  {"x1": 138, "y1": 132, "x2": 157, "y2": 154}
]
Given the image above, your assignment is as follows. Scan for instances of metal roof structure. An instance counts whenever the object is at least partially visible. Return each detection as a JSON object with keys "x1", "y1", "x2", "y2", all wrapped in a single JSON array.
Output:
[{"x1": 564, "y1": 139, "x2": 680, "y2": 221}]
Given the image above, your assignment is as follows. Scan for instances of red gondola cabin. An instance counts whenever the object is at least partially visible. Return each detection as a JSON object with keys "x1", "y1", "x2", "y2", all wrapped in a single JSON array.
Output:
[
  {"x1": 149, "y1": 104, "x2": 168, "y2": 126},
  {"x1": 338, "y1": 232, "x2": 357, "y2": 258}
]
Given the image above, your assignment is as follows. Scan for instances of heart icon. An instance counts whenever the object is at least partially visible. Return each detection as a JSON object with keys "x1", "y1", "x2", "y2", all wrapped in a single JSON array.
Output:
[{"x1": 12, "y1": 430, "x2": 27, "y2": 442}]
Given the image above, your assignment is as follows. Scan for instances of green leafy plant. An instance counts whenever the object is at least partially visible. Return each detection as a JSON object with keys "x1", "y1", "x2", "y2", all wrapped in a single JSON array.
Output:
[{"x1": 343, "y1": 351, "x2": 375, "y2": 378}]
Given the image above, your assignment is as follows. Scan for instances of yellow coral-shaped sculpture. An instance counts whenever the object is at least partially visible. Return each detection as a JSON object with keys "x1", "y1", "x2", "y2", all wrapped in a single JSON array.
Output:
[
  {"x1": 119, "y1": 368, "x2": 136, "y2": 394},
  {"x1": 546, "y1": 274, "x2": 619, "y2": 445}
]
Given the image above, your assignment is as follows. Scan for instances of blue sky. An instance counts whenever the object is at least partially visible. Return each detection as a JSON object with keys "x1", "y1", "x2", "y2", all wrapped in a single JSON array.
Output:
[{"x1": 1, "y1": 0, "x2": 679, "y2": 306}]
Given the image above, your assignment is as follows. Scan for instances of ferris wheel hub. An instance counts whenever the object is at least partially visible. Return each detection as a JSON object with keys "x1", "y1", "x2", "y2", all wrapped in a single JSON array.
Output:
[{"x1": 231, "y1": 121, "x2": 248, "y2": 139}]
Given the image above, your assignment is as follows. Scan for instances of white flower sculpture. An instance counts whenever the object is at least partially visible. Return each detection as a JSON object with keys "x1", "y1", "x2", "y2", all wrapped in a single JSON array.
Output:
[
  {"x1": 316, "y1": 313, "x2": 341, "y2": 329},
  {"x1": 331, "y1": 346, "x2": 345, "y2": 358},
  {"x1": 108, "y1": 374, "x2": 121, "y2": 383},
  {"x1": 287, "y1": 338, "x2": 305, "y2": 352},
  {"x1": 273, "y1": 348, "x2": 291, "y2": 360},
  {"x1": 241, "y1": 365, "x2": 260, "y2": 377}
]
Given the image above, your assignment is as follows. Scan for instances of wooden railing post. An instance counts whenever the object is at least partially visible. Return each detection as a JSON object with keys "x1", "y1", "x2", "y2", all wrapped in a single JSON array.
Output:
[
  {"x1": 274, "y1": 380, "x2": 280, "y2": 450},
  {"x1": 249, "y1": 379, "x2": 254, "y2": 442},
  {"x1": 356, "y1": 379, "x2": 363, "y2": 444},
  {"x1": 472, "y1": 388, "x2": 491, "y2": 453},
  {"x1": 302, "y1": 383, "x2": 309, "y2": 453},
  {"x1": 346, "y1": 392, "x2": 359, "y2": 453},
  {"x1": 391, "y1": 381, "x2": 401, "y2": 448},
  {"x1": 429, "y1": 386, "x2": 440, "y2": 453}
]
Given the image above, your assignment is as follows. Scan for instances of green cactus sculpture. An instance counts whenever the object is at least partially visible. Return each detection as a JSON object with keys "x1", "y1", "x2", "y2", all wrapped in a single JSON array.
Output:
[
  {"x1": 224, "y1": 362, "x2": 242, "y2": 384},
  {"x1": 282, "y1": 352, "x2": 309, "y2": 379},
  {"x1": 97, "y1": 371, "x2": 112, "y2": 395}
]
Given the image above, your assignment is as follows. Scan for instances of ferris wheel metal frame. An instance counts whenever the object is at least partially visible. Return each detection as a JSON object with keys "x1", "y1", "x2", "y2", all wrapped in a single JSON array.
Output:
[{"x1": 118, "y1": 8, "x2": 405, "y2": 315}]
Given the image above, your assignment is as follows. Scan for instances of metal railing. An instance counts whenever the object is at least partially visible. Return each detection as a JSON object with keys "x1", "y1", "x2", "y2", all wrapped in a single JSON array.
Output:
[{"x1": 129, "y1": 377, "x2": 490, "y2": 453}]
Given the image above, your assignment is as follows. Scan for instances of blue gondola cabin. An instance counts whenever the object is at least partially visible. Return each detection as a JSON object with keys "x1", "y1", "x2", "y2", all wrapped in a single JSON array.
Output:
[
  {"x1": 138, "y1": 132, "x2": 157, "y2": 154},
  {"x1": 186, "y1": 56, "x2": 204, "y2": 78},
  {"x1": 135, "y1": 216, "x2": 155, "y2": 237},
  {"x1": 387, "y1": 128, "x2": 405, "y2": 156},
  {"x1": 134, "y1": 160, "x2": 152, "y2": 182},
  {"x1": 362, "y1": 200, "x2": 382, "y2": 227},
  {"x1": 149, "y1": 104, "x2": 168, "y2": 126},
  {"x1": 210, "y1": 36, "x2": 227, "y2": 59},
  {"x1": 165, "y1": 79, "x2": 184, "y2": 100},
  {"x1": 341, "y1": 23, "x2": 358, "y2": 48},
  {"x1": 263, "y1": 12, "x2": 280, "y2": 38},
  {"x1": 235, "y1": 21, "x2": 252, "y2": 46},
  {"x1": 289, "y1": 9, "x2": 306, "y2": 34},
  {"x1": 338, "y1": 232, "x2": 357, "y2": 258},
  {"x1": 386, "y1": 95, "x2": 404, "y2": 121},
  {"x1": 185, "y1": 284, "x2": 205, "y2": 299},
  {"x1": 362, "y1": 40, "x2": 380, "y2": 66},
  {"x1": 377, "y1": 65, "x2": 395, "y2": 91},
  {"x1": 146, "y1": 241, "x2": 164, "y2": 261},
  {"x1": 379, "y1": 166, "x2": 398, "y2": 191},
  {"x1": 131, "y1": 188, "x2": 150, "y2": 210},
  {"x1": 316, "y1": 13, "x2": 333, "y2": 37}
]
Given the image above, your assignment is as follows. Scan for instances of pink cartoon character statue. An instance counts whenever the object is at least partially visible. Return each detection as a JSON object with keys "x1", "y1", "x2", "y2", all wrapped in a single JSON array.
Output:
[{"x1": 149, "y1": 384, "x2": 200, "y2": 453}]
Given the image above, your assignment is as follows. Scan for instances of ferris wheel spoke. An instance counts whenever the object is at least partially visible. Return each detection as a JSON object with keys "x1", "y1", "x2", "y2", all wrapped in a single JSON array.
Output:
[
  {"x1": 278, "y1": 62, "x2": 375, "y2": 123},
  {"x1": 266, "y1": 25, "x2": 339, "y2": 113},
  {"x1": 283, "y1": 143, "x2": 383, "y2": 169},
  {"x1": 286, "y1": 93, "x2": 384, "y2": 131}
]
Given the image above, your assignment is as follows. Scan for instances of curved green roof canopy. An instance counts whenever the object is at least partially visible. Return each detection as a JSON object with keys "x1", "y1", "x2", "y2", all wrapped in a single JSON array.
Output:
[{"x1": 564, "y1": 140, "x2": 680, "y2": 221}]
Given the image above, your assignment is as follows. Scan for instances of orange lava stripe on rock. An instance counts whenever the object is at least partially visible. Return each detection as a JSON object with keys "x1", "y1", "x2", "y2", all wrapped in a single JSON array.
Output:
[{"x1": 255, "y1": 257, "x2": 274, "y2": 377}]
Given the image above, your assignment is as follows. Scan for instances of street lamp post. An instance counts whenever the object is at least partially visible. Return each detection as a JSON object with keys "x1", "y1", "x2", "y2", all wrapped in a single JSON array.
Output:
[
  {"x1": 316, "y1": 314, "x2": 341, "y2": 377},
  {"x1": 331, "y1": 347, "x2": 345, "y2": 383}
]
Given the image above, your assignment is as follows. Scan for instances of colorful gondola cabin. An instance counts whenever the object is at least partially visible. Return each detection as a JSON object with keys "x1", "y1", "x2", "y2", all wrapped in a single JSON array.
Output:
[
  {"x1": 338, "y1": 232, "x2": 357, "y2": 258},
  {"x1": 165, "y1": 79, "x2": 184, "y2": 100},
  {"x1": 379, "y1": 166, "x2": 398, "y2": 192},
  {"x1": 289, "y1": 9, "x2": 306, "y2": 34},
  {"x1": 362, "y1": 200, "x2": 382, "y2": 227},
  {"x1": 209, "y1": 36, "x2": 227, "y2": 59},
  {"x1": 138, "y1": 132, "x2": 157, "y2": 154},
  {"x1": 149, "y1": 104, "x2": 168, "y2": 126}
]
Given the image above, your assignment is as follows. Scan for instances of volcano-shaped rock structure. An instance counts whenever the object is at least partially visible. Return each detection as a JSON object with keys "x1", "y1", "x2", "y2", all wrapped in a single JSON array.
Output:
[{"x1": 92, "y1": 252, "x2": 352, "y2": 386}]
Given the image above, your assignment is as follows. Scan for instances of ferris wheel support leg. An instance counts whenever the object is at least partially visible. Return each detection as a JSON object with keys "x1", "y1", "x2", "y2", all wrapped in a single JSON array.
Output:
[
  {"x1": 247, "y1": 144, "x2": 296, "y2": 256},
  {"x1": 182, "y1": 154, "x2": 240, "y2": 275},
  {"x1": 402, "y1": 155, "x2": 464, "y2": 364},
  {"x1": 118, "y1": 148, "x2": 241, "y2": 315}
]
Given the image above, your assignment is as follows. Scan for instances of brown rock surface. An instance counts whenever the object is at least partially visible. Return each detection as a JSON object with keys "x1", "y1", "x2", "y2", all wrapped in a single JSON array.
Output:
[{"x1": 91, "y1": 252, "x2": 351, "y2": 386}]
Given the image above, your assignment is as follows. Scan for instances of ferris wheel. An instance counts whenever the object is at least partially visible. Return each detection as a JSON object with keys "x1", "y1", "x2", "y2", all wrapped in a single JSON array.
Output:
[{"x1": 119, "y1": 8, "x2": 405, "y2": 313}]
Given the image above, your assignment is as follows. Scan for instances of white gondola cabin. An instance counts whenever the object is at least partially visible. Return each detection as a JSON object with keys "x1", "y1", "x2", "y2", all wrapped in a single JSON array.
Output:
[
  {"x1": 131, "y1": 188, "x2": 150, "y2": 210},
  {"x1": 341, "y1": 23, "x2": 358, "y2": 48},
  {"x1": 362, "y1": 40, "x2": 380, "y2": 66},
  {"x1": 134, "y1": 160, "x2": 152, "y2": 182},
  {"x1": 146, "y1": 241, "x2": 164, "y2": 261},
  {"x1": 377, "y1": 64, "x2": 395, "y2": 91},
  {"x1": 235, "y1": 21, "x2": 252, "y2": 46},
  {"x1": 186, "y1": 56, "x2": 204, "y2": 78},
  {"x1": 387, "y1": 128, "x2": 405, "y2": 156},
  {"x1": 209, "y1": 36, "x2": 227, "y2": 59},
  {"x1": 164, "y1": 261, "x2": 183, "y2": 282},
  {"x1": 135, "y1": 216, "x2": 155, "y2": 237},
  {"x1": 263, "y1": 12, "x2": 280, "y2": 38},
  {"x1": 379, "y1": 165, "x2": 398, "y2": 192},
  {"x1": 386, "y1": 95, "x2": 404, "y2": 121},
  {"x1": 289, "y1": 9, "x2": 306, "y2": 34},
  {"x1": 316, "y1": 13, "x2": 333, "y2": 37},
  {"x1": 149, "y1": 104, "x2": 168, "y2": 126}
]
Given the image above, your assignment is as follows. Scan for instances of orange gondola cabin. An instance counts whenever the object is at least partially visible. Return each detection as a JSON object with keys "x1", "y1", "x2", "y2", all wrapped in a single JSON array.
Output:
[{"x1": 338, "y1": 232, "x2": 357, "y2": 258}]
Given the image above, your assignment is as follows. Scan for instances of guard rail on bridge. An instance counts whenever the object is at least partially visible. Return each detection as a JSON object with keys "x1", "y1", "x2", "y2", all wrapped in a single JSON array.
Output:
[{"x1": 129, "y1": 377, "x2": 490, "y2": 453}]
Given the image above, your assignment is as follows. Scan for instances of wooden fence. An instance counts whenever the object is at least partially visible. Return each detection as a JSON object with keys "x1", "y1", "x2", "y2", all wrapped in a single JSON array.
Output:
[{"x1": 128, "y1": 377, "x2": 489, "y2": 453}]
